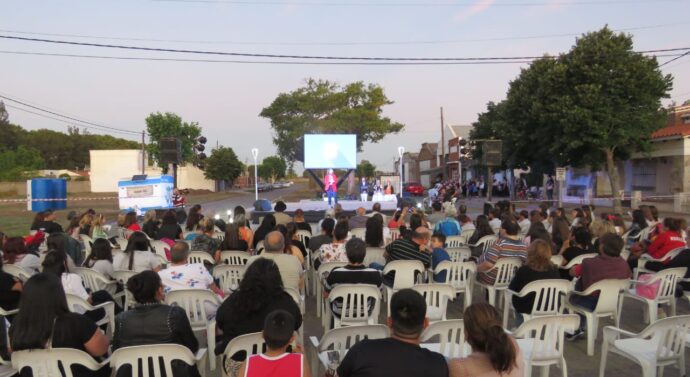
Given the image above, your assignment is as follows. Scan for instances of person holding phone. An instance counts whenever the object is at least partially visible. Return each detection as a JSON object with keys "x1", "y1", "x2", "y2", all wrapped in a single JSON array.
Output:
[{"x1": 325, "y1": 169, "x2": 338, "y2": 206}]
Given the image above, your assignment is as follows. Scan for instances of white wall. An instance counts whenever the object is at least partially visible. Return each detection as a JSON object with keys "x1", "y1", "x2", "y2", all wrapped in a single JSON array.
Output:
[{"x1": 90, "y1": 150, "x2": 144, "y2": 193}]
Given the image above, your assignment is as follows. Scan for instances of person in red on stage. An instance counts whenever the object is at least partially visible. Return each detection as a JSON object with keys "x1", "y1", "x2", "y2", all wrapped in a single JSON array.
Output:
[
  {"x1": 324, "y1": 169, "x2": 338, "y2": 207},
  {"x1": 172, "y1": 188, "x2": 187, "y2": 208}
]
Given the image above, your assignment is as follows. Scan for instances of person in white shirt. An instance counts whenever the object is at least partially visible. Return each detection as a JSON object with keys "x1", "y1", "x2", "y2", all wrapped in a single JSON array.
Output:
[
  {"x1": 517, "y1": 210, "x2": 531, "y2": 238},
  {"x1": 159, "y1": 241, "x2": 223, "y2": 319},
  {"x1": 113, "y1": 231, "x2": 162, "y2": 273},
  {"x1": 246, "y1": 231, "x2": 303, "y2": 292},
  {"x1": 1, "y1": 237, "x2": 41, "y2": 275},
  {"x1": 488, "y1": 209, "x2": 502, "y2": 235},
  {"x1": 82, "y1": 238, "x2": 115, "y2": 279}
]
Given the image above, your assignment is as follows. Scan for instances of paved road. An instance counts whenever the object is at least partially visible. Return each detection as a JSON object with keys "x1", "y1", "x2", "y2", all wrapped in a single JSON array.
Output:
[{"x1": 199, "y1": 183, "x2": 306, "y2": 217}]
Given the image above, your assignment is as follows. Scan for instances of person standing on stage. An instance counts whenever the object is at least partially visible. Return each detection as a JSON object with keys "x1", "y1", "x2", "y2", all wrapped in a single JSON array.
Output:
[
  {"x1": 373, "y1": 179, "x2": 383, "y2": 202},
  {"x1": 359, "y1": 178, "x2": 369, "y2": 202},
  {"x1": 324, "y1": 169, "x2": 338, "y2": 206}
]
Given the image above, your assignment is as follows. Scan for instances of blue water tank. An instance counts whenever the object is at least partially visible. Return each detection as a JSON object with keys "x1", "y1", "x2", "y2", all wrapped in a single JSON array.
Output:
[{"x1": 29, "y1": 178, "x2": 67, "y2": 212}]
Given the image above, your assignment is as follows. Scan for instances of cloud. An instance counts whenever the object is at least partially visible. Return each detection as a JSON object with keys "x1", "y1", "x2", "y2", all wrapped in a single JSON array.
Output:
[{"x1": 453, "y1": 0, "x2": 496, "y2": 23}]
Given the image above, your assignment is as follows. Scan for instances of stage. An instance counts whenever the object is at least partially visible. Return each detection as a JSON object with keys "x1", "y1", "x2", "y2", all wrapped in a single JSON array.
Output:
[{"x1": 250, "y1": 198, "x2": 402, "y2": 223}]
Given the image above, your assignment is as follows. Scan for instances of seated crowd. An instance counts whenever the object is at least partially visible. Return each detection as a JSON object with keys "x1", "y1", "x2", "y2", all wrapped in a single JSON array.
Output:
[{"x1": 0, "y1": 199, "x2": 688, "y2": 377}]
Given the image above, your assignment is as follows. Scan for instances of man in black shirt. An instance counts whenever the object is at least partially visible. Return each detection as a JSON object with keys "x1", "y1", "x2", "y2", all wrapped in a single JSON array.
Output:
[{"x1": 336, "y1": 289, "x2": 449, "y2": 377}]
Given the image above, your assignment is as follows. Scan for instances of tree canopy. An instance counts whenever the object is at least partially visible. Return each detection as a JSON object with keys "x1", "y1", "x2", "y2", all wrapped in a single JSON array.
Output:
[
  {"x1": 145, "y1": 112, "x2": 202, "y2": 167},
  {"x1": 204, "y1": 146, "x2": 243, "y2": 182},
  {"x1": 470, "y1": 27, "x2": 672, "y2": 211},
  {"x1": 356, "y1": 160, "x2": 377, "y2": 178},
  {"x1": 258, "y1": 156, "x2": 287, "y2": 182},
  {"x1": 259, "y1": 79, "x2": 404, "y2": 167}
]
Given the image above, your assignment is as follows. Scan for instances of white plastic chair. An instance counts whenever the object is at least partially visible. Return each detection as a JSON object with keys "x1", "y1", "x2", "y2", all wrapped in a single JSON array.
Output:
[
  {"x1": 459, "y1": 228, "x2": 475, "y2": 245},
  {"x1": 11, "y1": 348, "x2": 108, "y2": 377},
  {"x1": 222, "y1": 332, "x2": 266, "y2": 377},
  {"x1": 445, "y1": 236, "x2": 464, "y2": 248},
  {"x1": 213, "y1": 232, "x2": 225, "y2": 241},
  {"x1": 446, "y1": 247, "x2": 471, "y2": 263},
  {"x1": 350, "y1": 228, "x2": 366, "y2": 239},
  {"x1": 420, "y1": 319, "x2": 469, "y2": 358},
  {"x1": 150, "y1": 240, "x2": 171, "y2": 261},
  {"x1": 630, "y1": 226, "x2": 654, "y2": 243},
  {"x1": 599, "y1": 315, "x2": 690, "y2": 377},
  {"x1": 80, "y1": 234, "x2": 94, "y2": 258},
  {"x1": 472, "y1": 234, "x2": 498, "y2": 254},
  {"x1": 165, "y1": 289, "x2": 222, "y2": 371},
  {"x1": 219, "y1": 250, "x2": 250, "y2": 265},
  {"x1": 634, "y1": 248, "x2": 684, "y2": 281},
  {"x1": 315, "y1": 262, "x2": 348, "y2": 318},
  {"x1": 325, "y1": 284, "x2": 381, "y2": 329},
  {"x1": 188, "y1": 251, "x2": 215, "y2": 265},
  {"x1": 435, "y1": 260, "x2": 476, "y2": 310},
  {"x1": 389, "y1": 229, "x2": 401, "y2": 242},
  {"x1": 2, "y1": 264, "x2": 32, "y2": 282},
  {"x1": 111, "y1": 269, "x2": 137, "y2": 309},
  {"x1": 364, "y1": 247, "x2": 386, "y2": 266},
  {"x1": 65, "y1": 293, "x2": 115, "y2": 338},
  {"x1": 213, "y1": 264, "x2": 244, "y2": 294},
  {"x1": 476, "y1": 257, "x2": 522, "y2": 307},
  {"x1": 72, "y1": 267, "x2": 123, "y2": 303},
  {"x1": 309, "y1": 325, "x2": 388, "y2": 375},
  {"x1": 623, "y1": 267, "x2": 687, "y2": 324},
  {"x1": 503, "y1": 279, "x2": 571, "y2": 329},
  {"x1": 412, "y1": 284, "x2": 455, "y2": 323},
  {"x1": 110, "y1": 343, "x2": 206, "y2": 377},
  {"x1": 383, "y1": 260, "x2": 426, "y2": 305},
  {"x1": 559, "y1": 253, "x2": 598, "y2": 271},
  {"x1": 296, "y1": 230, "x2": 312, "y2": 247},
  {"x1": 550, "y1": 255, "x2": 564, "y2": 266},
  {"x1": 564, "y1": 279, "x2": 629, "y2": 356},
  {"x1": 512, "y1": 314, "x2": 579, "y2": 377}
]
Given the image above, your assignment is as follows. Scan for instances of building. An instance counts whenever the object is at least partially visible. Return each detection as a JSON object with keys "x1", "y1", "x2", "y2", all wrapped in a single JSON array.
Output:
[
  {"x1": 394, "y1": 152, "x2": 420, "y2": 184},
  {"x1": 439, "y1": 124, "x2": 473, "y2": 181},
  {"x1": 418, "y1": 142, "x2": 440, "y2": 187}
]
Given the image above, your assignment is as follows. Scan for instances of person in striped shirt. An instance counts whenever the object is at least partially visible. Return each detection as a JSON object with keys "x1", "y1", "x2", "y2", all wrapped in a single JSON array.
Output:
[
  {"x1": 382, "y1": 227, "x2": 432, "y2": 286},
  {"x1": 477, "y1": 220, "x2": 527, "y2": 285}
]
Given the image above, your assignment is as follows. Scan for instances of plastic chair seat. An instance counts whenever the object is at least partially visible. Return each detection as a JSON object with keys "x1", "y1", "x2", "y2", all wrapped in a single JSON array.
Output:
[
  {"x1": 517, "y1": 338, "x2": 562, "y2": 362},
  {"x1": 613, "y1": 338, "x2": 675, "y2": 362}
]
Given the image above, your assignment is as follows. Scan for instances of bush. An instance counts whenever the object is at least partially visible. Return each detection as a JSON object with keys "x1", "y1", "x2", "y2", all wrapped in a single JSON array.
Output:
[
  {"x1": 74, "y1": 176, "x2": 88, "y2": 182},
  {"x1": 58, "y1": 173, "x2": 72, "y2": 181}
]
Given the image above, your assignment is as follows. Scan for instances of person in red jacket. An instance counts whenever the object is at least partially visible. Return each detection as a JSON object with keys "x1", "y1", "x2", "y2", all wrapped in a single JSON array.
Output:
[
  {"x1": 628, "y1": 217, "x2": 685, "y2": 270},
  {"x1": 324, "y1": 169, "x2": 338, "y2": 207}
]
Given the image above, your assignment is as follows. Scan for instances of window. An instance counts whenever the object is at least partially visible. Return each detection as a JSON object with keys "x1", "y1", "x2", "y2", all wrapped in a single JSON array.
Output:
[
  {"x1": 632, "y1": 160, "x2": 656, "y2": 190},
  {"x1": 682, "y1": 114, "x2": 690, "y2": 124}
]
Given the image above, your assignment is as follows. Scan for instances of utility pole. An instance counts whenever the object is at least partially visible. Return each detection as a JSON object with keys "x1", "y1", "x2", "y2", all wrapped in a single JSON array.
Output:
[
  {"x1": 140, "y1": 131, "x2": 145, "y2": 174},
  {"x1": 440, "y1": 107, "x2": 445, "y2": 180}
]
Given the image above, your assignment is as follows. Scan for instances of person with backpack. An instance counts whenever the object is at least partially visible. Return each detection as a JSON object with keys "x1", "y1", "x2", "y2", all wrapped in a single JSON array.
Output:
[{"x1": 433, "y1": 203, "x2": 461, "y2": 237}]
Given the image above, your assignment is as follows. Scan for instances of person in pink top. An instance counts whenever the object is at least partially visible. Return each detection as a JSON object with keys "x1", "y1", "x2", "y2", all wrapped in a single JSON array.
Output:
[{"x1": 239, "y1": 310, "x2": 311, "y2": 377}]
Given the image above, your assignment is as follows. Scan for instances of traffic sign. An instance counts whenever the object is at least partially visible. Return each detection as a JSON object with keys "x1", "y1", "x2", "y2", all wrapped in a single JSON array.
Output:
[{"x1": 556, "y1": 167, "x2": 566, "y2": 181}]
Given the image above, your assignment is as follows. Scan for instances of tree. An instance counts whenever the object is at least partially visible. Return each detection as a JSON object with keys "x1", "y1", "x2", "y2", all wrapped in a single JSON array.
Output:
[
  {"x1": 145, "y1": 112, "x2": 202, "y2": 167},
  {"x1": 259, "y1": 79, "x2": 405, "y2": 167},
  {"x1": 204, "y1": 146, "x2": 243, "y2": 182},
  {"x1": 356, "y1": 160, "x2": 377, "y2": 178},
  {"x1": 0, "y1": 146, "x2": 44, "y2": 181},
  {"x1": 258, "y1": 156, "x2": 287, "y2": 182}
]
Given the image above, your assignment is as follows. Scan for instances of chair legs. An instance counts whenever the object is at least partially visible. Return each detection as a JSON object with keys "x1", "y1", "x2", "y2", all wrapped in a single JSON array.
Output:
[
  {"x1": 540, "y1": 365, "x2": 550, "y2": 377},
  {"x1": 599, "y1": 338, "x2": 608, "y2": 377},
  {"x1": 585, "y1": 315, "x2": 598, "y2": 357}
]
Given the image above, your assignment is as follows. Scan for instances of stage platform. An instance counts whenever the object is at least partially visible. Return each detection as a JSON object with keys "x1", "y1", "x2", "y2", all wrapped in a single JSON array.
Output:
[{"x1": 283, "y1": 199, "x2": 398, "y2": 212}]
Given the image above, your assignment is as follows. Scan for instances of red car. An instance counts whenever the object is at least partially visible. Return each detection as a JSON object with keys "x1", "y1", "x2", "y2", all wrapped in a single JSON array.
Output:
[{"x1": 403, "y1": 182, "x2": 425, "y2": 196}]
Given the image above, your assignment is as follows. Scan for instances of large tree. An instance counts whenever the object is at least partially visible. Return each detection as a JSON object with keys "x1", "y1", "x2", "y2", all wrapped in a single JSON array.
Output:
[
  {"x1": 356, "y1": 160, "x2": 377, "y2": 178},
  {"x1": 259, "y1": 79, "x2": 404, "y2": 167},
  {"x1": 258, "y1": 156, "x2": 287, "y2": 182},
  {"x1": 145, "y1": 112, "x2": 202, "y2": 167},
  {"x1": 204, "y1": 146, "x2": 243, "y2": 183}
]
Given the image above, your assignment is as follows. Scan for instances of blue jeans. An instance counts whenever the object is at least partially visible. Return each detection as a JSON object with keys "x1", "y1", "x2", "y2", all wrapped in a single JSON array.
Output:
[
  {"x1": 570, "y1": 294, "x2": 599, "y2": 330},
  {"x1": 327, "y1": 189, "x2": 337, "y2": 205}
]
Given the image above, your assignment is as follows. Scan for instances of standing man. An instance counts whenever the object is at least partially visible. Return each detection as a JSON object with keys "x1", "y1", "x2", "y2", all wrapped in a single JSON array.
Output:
[
  {"x1": 325, "y1": 168, "x2": 338, "y2": 207},
  {"x1": 546, "y1": 175, "x2": 555, "y2": 201},
  {"x1": 359, "y1": 177, "x2": 369, "y2": 202}
]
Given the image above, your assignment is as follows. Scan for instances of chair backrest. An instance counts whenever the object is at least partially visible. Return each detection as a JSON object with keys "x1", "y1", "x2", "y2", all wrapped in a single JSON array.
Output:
[
  {"x1": 636, "y1": 226, "x2": 654, "y2": 242},
  {"x1": 223, "y1": 331, "x2": 266, "y2": 364},
  {"x1": 296, "y1": 230, "x2": 311, "y2": 248},
  {"x1": 637, "y1": 314, "x2": 690, "y2": 363},
  {"x1": 389, "y1": 229, "x2": 401, "y2": 241},
  {"x1": 213, "y1": 232, "x2": 225, "y2": 241},
  {"x1": 150, "y1": 240, "x2": 171, "y2": 260},
  {"x1": 520, "y1": 279, "x2": 571, "y2": 316},
  {"x1": 110, "y1": 344, "x2": 196, "y2": 377},
  {"x1": 651, "y1": 267, "x2": 687, "y2": 300},
  {"x1": 585, "y1": 279, "x2": 629, "y2": 314},
  {"x1": 549, "y1": 255, "x2": 564, "y2": 266},
  {"x1": 2, "y1": 264, "x2": 32, "y2": 282},
  {"x1": 80, "y1": 234, "x2": 93, "y2": 254},
  {"x1": 383, "y1": 260, "x2": 425, "y2": 290},
  {"x1": 412, "y1": 284, "x2": 455, "y2": 320},
  {"x1": 213, "y1": 264, "x2": 245, "y2": 293},
  {"x1": 328, "y1": 284, "x2": 381, "y2": 326},
  {"x1": 459, "y1": 229, "x2": 475, "y2": 244},
  {"x1": 111, "y1": 270, "x2": 138, "y2": 309},
  {"x1": 476, "y1": 235, "x2": 498, "y2": 254},
  {"x1": 491, "y1": 257, "x2": 522, "y2": 288},
  {"x1": 350, "y1": 228, "x2": 366, "y2": 240},
  {"x1": 255, "y1": 240, "x2": 265, "y2": 253},
  {"x1": 317, "y1": 325, "x2": 389, "y2": 354},
  {"x1": 513, "y1": 314, "x2": 579, "y2": 363},
  {"x1": 445, "y1": 236, "x2": 464, "y2": 248},
  {"x1": 219, "y1": 250, "x2": 250, "y2": 265},
  {"x1": 12, "y1": 348, "x2": 105, "y2": 377},
  {"x1": 165, "y1": 289, "x2": 221, "y2": 330},
  {"x1": 71, "y1": 267, "x2": 112, "y2": 292},
  {"x1": 364, "y1": 247, "x2": 386, "y2": 266},
  {"x1": 446, "y1": 247, "x2": 471, "y2": 263},
  {"x1": 188, "y1": 251, "x2": 215, "y2": 265},
  {"x1": 562, "y1": 253, "x2": 597, "y2": 269},
  {"x1": 421, "y1": 319, "x2": 467, "y2": 358},
  {"x1": 316, "y1": 262, "x2": 349, "y2": 282},
  {"x1": 435, "y1": 261, "x2": 476, "y2": 290}
]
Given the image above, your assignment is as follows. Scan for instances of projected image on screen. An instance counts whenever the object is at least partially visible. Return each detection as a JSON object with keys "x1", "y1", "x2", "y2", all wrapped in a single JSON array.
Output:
[{"x1": 303, "y1": 134, "x2": 357, "y2": 169}]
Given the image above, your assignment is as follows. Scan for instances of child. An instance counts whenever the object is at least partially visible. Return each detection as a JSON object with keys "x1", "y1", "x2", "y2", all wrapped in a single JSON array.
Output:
[
  {"x1": 431, "y1": 232, "x2": 451, "y2": 282},
  {"x1": 239, "y1": 310, "x2": 312, "y2": 377}
]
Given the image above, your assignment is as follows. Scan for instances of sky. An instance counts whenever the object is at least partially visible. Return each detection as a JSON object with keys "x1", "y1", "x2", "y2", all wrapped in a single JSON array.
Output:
[{"x1": 1, "y1": 0, "x2": 689, "y2": 172}]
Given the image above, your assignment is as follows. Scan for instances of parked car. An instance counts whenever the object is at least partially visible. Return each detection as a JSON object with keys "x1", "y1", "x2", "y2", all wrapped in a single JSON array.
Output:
[
  {"x1": 257, "y1": 182, "x2": 273, "y2": 192},
  {"x1": 273, "y1": 181, "x2": 288, "y2": 188},
  {"x1": 403, "y1": 182, "x2": 425, "y2": 196}
]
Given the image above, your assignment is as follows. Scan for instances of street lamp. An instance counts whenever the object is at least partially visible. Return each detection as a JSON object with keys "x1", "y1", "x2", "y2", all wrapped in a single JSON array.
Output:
[
  {"x1": 397, "y1": 146, "x2": 405, "y2": 196},
  {"x1": 251, "y1": 148, "x2": 259, "y2": 201}
]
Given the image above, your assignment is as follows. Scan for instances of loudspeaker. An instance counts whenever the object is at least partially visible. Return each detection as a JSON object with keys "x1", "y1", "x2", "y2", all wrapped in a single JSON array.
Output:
[
  {"x1": 160, "y1": 137, "x2": 182, "y2": 164},
  {"x1": 482, "y1": 140, "x2": 503, "y2": 166}
]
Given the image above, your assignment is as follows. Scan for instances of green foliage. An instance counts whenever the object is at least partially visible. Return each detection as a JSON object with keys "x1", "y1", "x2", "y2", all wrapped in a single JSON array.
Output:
[
  {"x1": 260, "y1": 79, "x2": 404, "y2": 166},
  {"x1": 0, "y1": 146, "x2": 44, "y2": 181},
  {"x1": 145, "y1": 112, "x2": 202, "y2": 167},
  {"x1": 204, "y1": 146, "x2": 243, "y2": 182},
  {"x1": 356, "y1": 160, "x2": 377, "y2": 178},
  {"x1": 59, "y1": 173, "x2": 72, "y2": 181},
  {"x1": 258, "y1": 156, "x2": 287, "y2": 181}
]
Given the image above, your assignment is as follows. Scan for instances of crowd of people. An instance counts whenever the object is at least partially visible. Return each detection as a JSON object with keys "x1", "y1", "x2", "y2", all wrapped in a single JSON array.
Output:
[{"x1": 0, "y1": 197, "x2": 688, "y2": 377}]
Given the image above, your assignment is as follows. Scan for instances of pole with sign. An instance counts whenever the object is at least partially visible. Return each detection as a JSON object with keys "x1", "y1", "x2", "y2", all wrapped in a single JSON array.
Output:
[{"x1": 555, "y1": 167, "x2": 566, "y2": 207}]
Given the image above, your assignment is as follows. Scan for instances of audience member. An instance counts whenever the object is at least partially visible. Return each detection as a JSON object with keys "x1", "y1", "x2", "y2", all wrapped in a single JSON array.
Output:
[
  {"x1": 381, "y1": 227, "x2": 432, "y2": 286},
  {"x1": 434, "y1": 204, "x2": 461, "y2": 237},
  {"x1": 274, "y1": 201, "x2": 292, "y2": 226},
  {"x1": 388, "y1": 207, "x2": 407, "y2": 229},
  {"x1": 427, "y1": 202, "x2": 445, "y2": 224},
  {"x1": 560, "y1": 227, "x2": 592, "y2": 267},
  {"x1": 30, "y1": 209, "x2": 64, "y2": 234},
  {"x1": 122, "y1": 211, "x2": 141, "y2": 233},
  {"x1": 488, "y1": 209, "x2": 502, "y2": 234},
  {"x1": 191, "y1": 218, "x2": 222, "y2": 262},
  {"x1": 367, "y1": 202, "x2": 387, "y2": 223},
  {"x1": 524, "y1": 221, "x2": 551, "y2": 247},
  {"x1": 216, "y1": 259, "x2": 302, "y2": 376},
  {"x1": 220, "y1": 222, "x2": 249, "y2": 252},
  {"x1": 627, "y1": 209, "x2": 648, "y2": 242},
  {"x1": 477, "y1": 220, "x2": 527, "y2": 285},
  {"x1": 550, "y1": 212, "x2": 570, "y2": 254},
  {"x1": 629, "y1": 217, "x2": 685, "y2": 271},
  {"x1": 0, "y1": 256, "x2": 22, "y2": 312},
  {"x1": 430, "y1": 232, "x2": 451, "y2": 282},
  {"x1": 292, "y1": 209, "x2": 312, "y2": 234},
  {"x1": 65, "y1": 217, "x2": 81, "y2": 240},
  {"x1": 517, "y1": 210, "x2": 530, "y2": 238},
  {"x1": 2, "y1": 236, "x2": 40, "y2": 275},
  {"x1": 141, "y1": 210, "x2": 159, "y2": 240},
  {"x1": 467, "y1": 215, "x2": 495, "y2": 258},
  {"x1": 113, "y1": 231, "x2": 161, "y2": 272},
  {"x1": 458, "y1": 215, "x2": 475, "y2": 232},
  {"x1": 449, "y1": 303, "x2": 522, "y2": 377},
  {"x1": 274, "y1": 224, "x2": 306, "y2": 266},
  {"x1": 247, "y1": 231, "x2": 303, "y2": 292},
  {"x1": 157, "y1": 210, "x2": 184, "y2": 240},
  {"x1": 348, "y1": 207, "x2": 369, "y2": 229},
  {"x1": 82, "y1": 238, "x2": 115, "y2": 279},
  {"x1": 185, "y1": 204, "x2": 204, "y2": 232},
  {"x1": 308, "y1": 218, "x2": 335, "y2": 253},
  {"x1": 316, "y1": 220, "x2": 349, "y2": 268},
  {"x1": 253, "y1": 214, "x2": 277, "y2": 250},
  {"x1": 364, "y1": 214, "x2": 387, "y2": 247},
  {"x1": 336, "y1": 289, "x2": 448, "y2": 377},
  {"x1": 90, "y1": 214, "x2": 110, "y2": 240},
  {"x1": 286, "y1": 223, "x2": 307, "y2": 257},
  {"x1": 113, "y1": 270, "x2": 200, "y2": 377},
  {"x1": 234, "y1": 206, "x2": 255, "y2": 246},
  {"x1": 46, "y1": 232, "x2": 81, "y2": 269}
]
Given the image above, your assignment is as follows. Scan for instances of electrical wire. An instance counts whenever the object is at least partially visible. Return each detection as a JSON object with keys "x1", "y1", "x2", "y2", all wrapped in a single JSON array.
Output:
[
  {"x1": 0, "y1": 95, "x2": 143, "y2": 135},
  {"x1": 1, "y1": 34, "x2": 688, "y2": 61},
  {"x1": 150, "y1": 0, "x2": 683, "y2": 7},
  {"x1": 660, "y1": 50, "x2": 690, "y2": 67}
]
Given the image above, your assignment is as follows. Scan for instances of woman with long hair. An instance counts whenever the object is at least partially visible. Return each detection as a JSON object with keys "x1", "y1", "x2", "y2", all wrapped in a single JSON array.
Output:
[
  {"x1": 185, "y1": 204, "x2": 204, "y2": 232},
  {"x1": 570, "y1": 208, "x2": 585, "y2": 229},
  {"x1": 252, "y1": 214, "x2": 276, "y2": 250},
  {"x1": 449, "y1": 303, "x2": 522, "y2": 377},
  {"x1": 113, "y1": 231, "x2": 161, "y2": 272},
  {"x1": 141, "y1": 209, "x2": 159, "y2": 240},
  {"x1": 191, "y1": 217, "x2": 222, "y2": 262},
  {"x1": 627, "y1": 209, "x2": 648, "y2": 240},
  {"x1": 215, "y1": 259, "x2": 302, "y2": 376},
  {"x1": 365, "y1": 214, "x2": 385, "y2": 247},
  {"x1": 220, "y1": 222, "x2": 249, "y2": 252},
  {"x1": 0, "y1": 255, "x2": 22, "y2": 312},
  {"x1": 122, "y1": 211, "x2": 141, "y2": 233},
  {"x1": 274, "y1": 224, "x2": 305, "y2": 266},
  {"x1": 46, "y1": 233, "x2": 79, "y2": 269},
  {"x1": 286, "y1": 222, "x2": 307, "y2": 258},
  {"x1": 112, "y1": 270, "x2": 200, "y2": 377},
  {"x1": 65, "y1": 217, "x2": 81, "y2": 240},
  {"x1": 10, "y1": 273, "x2": 110, "y2": 377},
  {"x1": 524, "y1": 222, "x2": 552, "y2": 247},
  {"x1": 90, "y1": 214, "x2": 109, "y2": 240},
  {"x1": 79, "y1": 213, "x2": 94, "y2": 236},
  {"x1": 550, "y1": 212, "x2": 571, "y2": 254},
  {"x1": 467, "y1": 215, "x2": 495, "y2": 258},
  {"x1": 83, "y1": 238, "x2": 115, "y2": 279},
  {"x1": 2, "y1": 236, "x2": 40, "y2": 275},
  {"x1": 157, "y1": 210, "x2": 184, "y2": 240},
  {"x1": 233, "y1": 206, "x2": 254, "y2": 247}
]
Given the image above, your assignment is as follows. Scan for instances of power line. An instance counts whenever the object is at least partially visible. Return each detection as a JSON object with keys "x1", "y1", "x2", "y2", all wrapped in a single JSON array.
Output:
[
  {"x1": 1, "y1": 21, "x2": 687, "y2": 46},
  {"x1": 0, "y1": 95, "x2": 143, "y2": 135},
  {"x1": 1, "y1": 34, "x2": 688, "y2": 61},
  {"x1": 151, "y1": 0, "x2": 682, "y2": 6},
  {"x1": 660, "y1": 50, "x2": 690, "y2": 67}
]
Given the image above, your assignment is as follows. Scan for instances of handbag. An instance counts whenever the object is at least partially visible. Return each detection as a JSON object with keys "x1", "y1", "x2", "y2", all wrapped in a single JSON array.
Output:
[{"x1": 635, "y1": 273, "x2": 661, "y2": 299}]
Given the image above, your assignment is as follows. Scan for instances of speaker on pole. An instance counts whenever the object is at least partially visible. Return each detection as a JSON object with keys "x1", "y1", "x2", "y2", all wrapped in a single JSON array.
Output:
[{"x1": 160, "y1": 137, "x2": 182, "y2": 164}]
